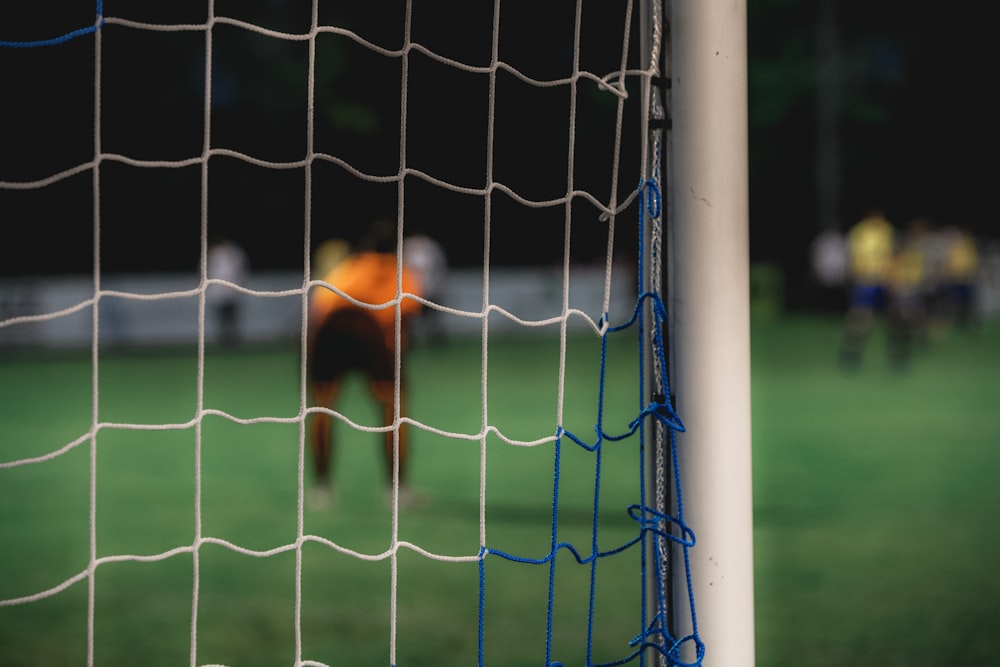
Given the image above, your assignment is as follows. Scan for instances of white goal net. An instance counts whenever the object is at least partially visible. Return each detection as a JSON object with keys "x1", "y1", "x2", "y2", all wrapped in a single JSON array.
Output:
[{"x1": 1, "y1": 1, "x2": 703, "y2": 666}]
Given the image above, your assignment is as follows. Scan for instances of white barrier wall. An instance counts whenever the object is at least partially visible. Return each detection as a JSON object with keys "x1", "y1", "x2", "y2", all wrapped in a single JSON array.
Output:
[
  {"x1": 5, "y1": 256, "x2": 998, "y2": 350},
  {"x1": 0, "y1": 265, "x2": 637, "y2": 349}
]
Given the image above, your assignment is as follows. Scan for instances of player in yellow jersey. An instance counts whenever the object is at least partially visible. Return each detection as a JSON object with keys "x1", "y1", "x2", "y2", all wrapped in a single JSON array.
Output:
[
  {"x1": 838, "y1": 208, "x2": 895, "y2": 368},
  {"x1": 307, "y1": 220, "x2": 424, "y2": 509},
  {"x1": 885, "y1": 219, "x2": 931, "y2": 369},
  {"x1": 937, "y1": 225, "x2": 980, "y2": 331}
]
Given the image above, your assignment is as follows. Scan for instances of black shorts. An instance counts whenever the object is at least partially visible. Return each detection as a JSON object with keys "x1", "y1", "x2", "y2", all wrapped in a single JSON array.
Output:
[{"x1": 310, "y1": 308, "x2": 396, "y2": 383}]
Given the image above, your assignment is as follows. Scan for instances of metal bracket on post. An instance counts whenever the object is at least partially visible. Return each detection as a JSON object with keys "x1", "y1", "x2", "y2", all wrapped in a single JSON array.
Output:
[{"x1": 642, "y1": 1, "x2": 674, "y2": 665}]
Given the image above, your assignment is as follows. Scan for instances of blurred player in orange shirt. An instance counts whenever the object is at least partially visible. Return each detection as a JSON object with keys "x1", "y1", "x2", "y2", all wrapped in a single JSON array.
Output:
[{"x1": 308, "y1": 219, "x2": 424, "y2": 509}]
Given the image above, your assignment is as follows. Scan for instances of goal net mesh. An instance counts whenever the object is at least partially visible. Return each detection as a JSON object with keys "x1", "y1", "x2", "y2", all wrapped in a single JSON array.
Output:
[{"x1": 0, "y1": 2, "x2": 701, "y2": 665}]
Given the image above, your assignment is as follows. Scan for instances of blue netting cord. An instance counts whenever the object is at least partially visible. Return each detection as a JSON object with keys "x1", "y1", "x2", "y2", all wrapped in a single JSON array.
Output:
[
  {"x1": 633, "y1": 176, "x2": 704, "y2": 666},
  {"x1": 636, "y1": 182, "x2": 651, "y2": 667},
  {"x1": 474, "y1": 179, "x2": 702, "y2": 667},
  {"x1": 544, "y1": 429, "x2": 563, "y2": 667},
  {"x1": 0, "y1": 2, "x2": 104, "y2": 48},
  {"x1": 477, "y1": 544, "x2": 488, "y2": 666}
]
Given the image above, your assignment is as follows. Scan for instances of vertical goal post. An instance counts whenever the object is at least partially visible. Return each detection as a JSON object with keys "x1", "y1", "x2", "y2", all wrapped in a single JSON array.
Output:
[
  {"x1": 637, "y1": 1, "x2": 755, "y2": 663},
  {"x1": 665, "y1": 0, "x2": 756, "y2": 666}
]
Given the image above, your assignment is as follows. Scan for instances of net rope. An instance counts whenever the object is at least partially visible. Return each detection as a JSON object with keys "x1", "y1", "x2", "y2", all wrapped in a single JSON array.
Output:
[{"x1": 1, "y1": 2, "x2": 701, "y2": 665}]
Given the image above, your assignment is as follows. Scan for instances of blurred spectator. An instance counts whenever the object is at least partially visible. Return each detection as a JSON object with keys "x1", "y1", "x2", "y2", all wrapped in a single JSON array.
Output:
[
  {"x1": 809, "y1": 226, "x2": 847, "y2": 312},
  {"x1": 403, "y1": 230, "x2": 449, "y2": 345},
  {"x1": 207, "y1": 232, "x2": 249, "y2": 347}
]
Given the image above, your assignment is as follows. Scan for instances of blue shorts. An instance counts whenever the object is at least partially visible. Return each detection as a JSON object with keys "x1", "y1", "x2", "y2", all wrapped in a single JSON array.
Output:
[{"x1": 850, "y1": 284, "x2": 885, "y2": 309}]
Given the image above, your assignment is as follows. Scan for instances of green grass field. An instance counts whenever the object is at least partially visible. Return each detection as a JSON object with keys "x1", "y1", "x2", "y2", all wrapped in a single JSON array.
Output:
[
  {"x1": 751, "y1": 315, "x2": 1000, "y2": 667},
  {"x1": 2, "y1": 316, "x2": 999, "y2": 666}
]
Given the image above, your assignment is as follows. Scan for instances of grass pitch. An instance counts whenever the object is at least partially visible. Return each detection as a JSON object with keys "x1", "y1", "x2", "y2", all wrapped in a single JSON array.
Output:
[
  {"x1": 751, "y1": 315, "x2": 1000, "y2": 667},
  {"x1": 2, "y1": 316, "x2": 999, "y2": 666},
  {"x1": 1, "y1": 331, "x2": 646, "y2": 667}
]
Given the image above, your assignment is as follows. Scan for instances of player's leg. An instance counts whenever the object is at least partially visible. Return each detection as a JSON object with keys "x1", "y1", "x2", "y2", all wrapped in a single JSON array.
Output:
[
  {"x1": 885, "y1": 293, "x2": 915, "y2": 372},
  {"x1": 369, "y1": 378, "x2": 408, "y2": 486},
  {"x1": 365, "y1": 324, "x2": 425, "y2": 508},
  {"x1": 216, "y1": 300, "x2": 237, "y2": 347},
  {"x1": 839, "y1": 284, "x2": 876, "y2": 368},
  {"x1": 306, "y1": 311, "x2": 357, "y2": 508},
  {"x1": 309, "y1": 378, "x2": 342, "y2": 487},
  {"x1": 370, "y1": 378, "x2": 425, "y2": 508}
]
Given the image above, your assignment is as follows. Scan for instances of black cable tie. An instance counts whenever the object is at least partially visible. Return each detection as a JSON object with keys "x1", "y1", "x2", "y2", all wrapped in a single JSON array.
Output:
[{"x1": 651, "y1": 75, "x2": 672, "y2": 90}]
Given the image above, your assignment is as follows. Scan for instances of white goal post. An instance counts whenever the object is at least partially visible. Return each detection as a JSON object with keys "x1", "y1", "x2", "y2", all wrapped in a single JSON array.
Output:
[{"x1": 660, "y1": 1, "x2": 756, "y2": 665}]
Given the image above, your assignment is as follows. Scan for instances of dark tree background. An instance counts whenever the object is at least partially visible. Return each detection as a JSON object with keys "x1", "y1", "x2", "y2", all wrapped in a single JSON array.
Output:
[
  {"x1": 750, "y1": 0, "x2": 995, "y2": 307},
  {"x1": 2, "y1": 0, "x2": 995, "y2": 301}
]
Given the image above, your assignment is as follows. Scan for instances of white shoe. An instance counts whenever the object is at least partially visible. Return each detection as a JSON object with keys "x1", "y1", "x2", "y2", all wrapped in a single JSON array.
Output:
[
  {"x1": 385, "y1": 485, "x2": 428, "y2": 510},
  {"x1": 308, "y1": 485, "x2": 335, "y2": 511}
]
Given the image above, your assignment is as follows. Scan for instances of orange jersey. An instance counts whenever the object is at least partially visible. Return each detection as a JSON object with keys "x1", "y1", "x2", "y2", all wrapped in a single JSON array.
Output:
[{"x1": 310, "y1": 252, "x2": 423, "y2": 346}]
